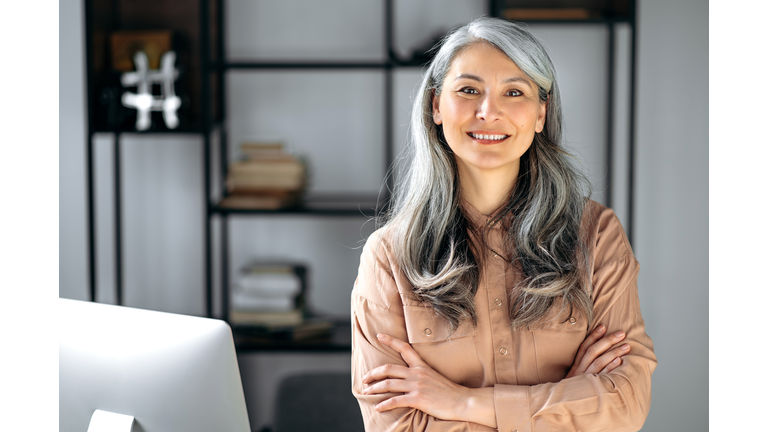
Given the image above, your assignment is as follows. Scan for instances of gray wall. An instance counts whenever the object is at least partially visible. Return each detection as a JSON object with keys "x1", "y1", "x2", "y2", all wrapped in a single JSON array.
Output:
[
  {"x1": 59, "y1": 0, "x2": 707, "y2": 430},
  {"x1": 633, "y1": 0, "x2": 708, "y2": 429}
]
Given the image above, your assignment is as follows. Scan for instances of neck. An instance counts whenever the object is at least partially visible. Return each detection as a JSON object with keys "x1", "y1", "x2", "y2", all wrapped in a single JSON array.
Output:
[{"x1": 456, "y1": 160, "x2": 519, "y2": 215}]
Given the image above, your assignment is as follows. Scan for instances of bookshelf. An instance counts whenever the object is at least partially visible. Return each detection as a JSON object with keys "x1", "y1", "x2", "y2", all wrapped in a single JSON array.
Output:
[{"x1": 83, "y1": 0, "x2": 637, "y2": 352}]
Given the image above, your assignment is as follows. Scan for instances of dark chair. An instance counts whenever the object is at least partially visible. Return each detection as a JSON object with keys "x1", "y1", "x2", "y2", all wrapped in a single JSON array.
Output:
[{"x1": 262, "y1": 372, "x2": 365, "y2": 432}]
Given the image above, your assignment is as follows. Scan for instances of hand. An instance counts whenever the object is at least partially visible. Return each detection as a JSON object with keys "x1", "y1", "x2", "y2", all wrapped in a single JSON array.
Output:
[
  {"x1": 361, "y1": 334, "x2": 472, "y2": 421},
  {"x1": 565, "y1": 323, "x2": 630, "y2": 378}
]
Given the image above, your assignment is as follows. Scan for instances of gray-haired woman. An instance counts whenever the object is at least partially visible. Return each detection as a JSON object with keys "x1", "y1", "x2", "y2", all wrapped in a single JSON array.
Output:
[{"x1": 351, "y1": 17, "x2": 656, "y2": 431}]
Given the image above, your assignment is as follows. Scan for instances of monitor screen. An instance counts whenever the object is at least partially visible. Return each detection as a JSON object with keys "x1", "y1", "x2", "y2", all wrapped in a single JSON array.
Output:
[{"x1": 59, "y1": 298, "x2": 251, "y2": 432}]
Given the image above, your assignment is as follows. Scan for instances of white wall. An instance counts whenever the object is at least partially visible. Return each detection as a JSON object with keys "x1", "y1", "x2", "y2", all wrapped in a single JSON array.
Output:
[{"x1": 59, "y1": 0, "x2": 707, "y2": 430}]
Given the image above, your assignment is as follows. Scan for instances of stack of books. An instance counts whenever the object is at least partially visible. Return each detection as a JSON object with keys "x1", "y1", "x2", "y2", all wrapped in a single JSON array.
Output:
[
  {"x1": 220, "y1": 143, "x2": 307, "y2": 210},
  {"x1": 229, "y1": 263, "x2": 332, "y2": 341}
]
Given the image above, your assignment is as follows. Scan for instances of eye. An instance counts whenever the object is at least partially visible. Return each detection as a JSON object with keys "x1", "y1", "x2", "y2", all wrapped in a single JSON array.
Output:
[
  {"x1": 506, "y1": 89, "x2": 523, "y2": 97},
  {"x1": 459, "y1": 87, "x2": 479, "y2": 95}
]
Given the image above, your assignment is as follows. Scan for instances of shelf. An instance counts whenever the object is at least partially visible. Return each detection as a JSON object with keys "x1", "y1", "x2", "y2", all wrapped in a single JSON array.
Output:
[
  {"x1": 211, "y1": 194, "x2": 387, "y2": 217},
  {"x1": 233, "y1": 320, "x2": 351, "y2": 353},
  {"x1": 92, "y1": 120, "x2": 224, "y2": 136},
  {"x1": 92, "y1": 127, "x2": 207, "y2": 135},
  {"x1": 216, "y1": 61, "x2": 389, "y2": 70},
  {"x1": 210, "y1": 55, "x2": 432, "y2": 72},
  {"x1": 493, "y1": 0, "x2": 633, "y2": 23},
  {"x1": 512, "y1": 17, "x2": 632, "y2": 24}
]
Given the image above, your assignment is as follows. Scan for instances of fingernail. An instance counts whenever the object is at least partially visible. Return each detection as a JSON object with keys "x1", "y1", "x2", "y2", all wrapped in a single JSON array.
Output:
[
  {"x1": 614, "y1": 331, "x2": 625, "y2": 338},
  {"x1": 597, "y1": 324, "x2": 605, "y2": 332},
  {"x1": 613, "y1": 357, "x2": 621, "y2": 364},
  {"x1": 377, "y1": 334, "x2": 384, "y2": 340},
  {"x1": 621, "y1": 344, "x2": 630, "y2": 351}
]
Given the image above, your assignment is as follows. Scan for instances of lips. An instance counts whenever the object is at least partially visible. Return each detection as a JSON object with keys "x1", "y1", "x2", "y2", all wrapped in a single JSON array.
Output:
[{"x1": 467, "y1": 132, "x2": 510, "y2": 141}]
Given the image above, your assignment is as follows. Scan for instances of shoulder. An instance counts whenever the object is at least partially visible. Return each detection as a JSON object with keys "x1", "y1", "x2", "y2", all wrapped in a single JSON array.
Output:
[
  {"x1": 358, "y1": 227, "x2": 396, "y2": 276},
  {"x1": 353, "y1": 226, "x2": 408, "y2": 312},
  {"x1": 581, "y1": 199, "x2": 637, "y2": 273}
]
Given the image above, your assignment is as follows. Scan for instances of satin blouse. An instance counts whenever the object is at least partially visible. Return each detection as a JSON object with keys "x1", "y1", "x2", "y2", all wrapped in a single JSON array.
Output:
[{"x1": 351, "y1": 200, "x2": 656, "y2": 432}]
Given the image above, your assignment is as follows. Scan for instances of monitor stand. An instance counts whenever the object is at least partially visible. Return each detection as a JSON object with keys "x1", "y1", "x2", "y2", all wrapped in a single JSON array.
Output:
[{"x1": 87, "y1": 410, "x2": 135, "y2": 432}]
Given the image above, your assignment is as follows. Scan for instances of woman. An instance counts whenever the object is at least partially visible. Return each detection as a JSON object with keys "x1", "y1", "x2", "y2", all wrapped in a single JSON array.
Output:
[{"x1": 351, "y1": 17, "x2": 656, "y2": 432}]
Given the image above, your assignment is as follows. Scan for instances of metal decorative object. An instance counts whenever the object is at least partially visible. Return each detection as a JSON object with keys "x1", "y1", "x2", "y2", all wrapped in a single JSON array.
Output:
[{"x1": 120, "y1": 51, "x2": 181, "y2": 131}]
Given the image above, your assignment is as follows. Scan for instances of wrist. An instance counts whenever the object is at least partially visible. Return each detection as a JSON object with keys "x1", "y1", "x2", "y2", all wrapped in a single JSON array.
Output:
[{"x1": 458, "y1": 387, "x2": 497, "y2": 429}]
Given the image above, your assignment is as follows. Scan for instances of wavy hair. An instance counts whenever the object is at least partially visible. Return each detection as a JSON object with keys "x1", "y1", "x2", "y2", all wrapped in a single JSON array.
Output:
[{"x1": 379, "y1": 17, "x2": 593, "y2": 331}]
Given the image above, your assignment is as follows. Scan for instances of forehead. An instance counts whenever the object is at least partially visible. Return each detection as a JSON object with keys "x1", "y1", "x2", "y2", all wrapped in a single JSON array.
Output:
[{"x1": 446, "y1": 42, "x2": 529, "y2": 81}]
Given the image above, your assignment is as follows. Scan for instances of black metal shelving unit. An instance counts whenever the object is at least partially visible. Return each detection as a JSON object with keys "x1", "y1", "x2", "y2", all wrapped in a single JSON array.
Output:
[{"x1": 83, "y1": 0, "x2": 637, "y2": 353}]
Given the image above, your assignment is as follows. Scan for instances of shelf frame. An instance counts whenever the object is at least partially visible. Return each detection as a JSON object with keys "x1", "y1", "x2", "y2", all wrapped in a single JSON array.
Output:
[{"x1": 83, "y1": 1, "x2": 638, "y2": 354}]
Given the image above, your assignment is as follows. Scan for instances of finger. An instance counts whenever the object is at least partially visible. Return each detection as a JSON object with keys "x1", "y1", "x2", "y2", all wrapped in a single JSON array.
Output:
[
  {"x1": 362, "y1": 363, "x2": 411, "y2": 385},
  {"x1": 571, "y1": 324, "x2": 606, "y2": 369},
  {"x1": 362, "y1": 377, "x2": 411, "y2": 396},
  {"x1": 377, "y1": 334, "x2": 427, "y2": 367},
  {"x1": 567, "y1": 329, "x2": 626, "y2": 378},
  {"x1": 584, "y1": 343, "x2": 630, "y2": 375},
  {"x1": 375, "y1": 394, "x2": 414, "y2": 412},
  {"x1": 599, "y1": 356, "x2": 622, "y2": 374},
  {"x1": 577, "y1": 330, "x2": 625, "y2": 370}
]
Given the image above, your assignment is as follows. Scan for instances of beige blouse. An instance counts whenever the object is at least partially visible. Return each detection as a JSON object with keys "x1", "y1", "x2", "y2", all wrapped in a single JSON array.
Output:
[{"x1": 351, "y1": 200, "x2": 657, "y2": 432}]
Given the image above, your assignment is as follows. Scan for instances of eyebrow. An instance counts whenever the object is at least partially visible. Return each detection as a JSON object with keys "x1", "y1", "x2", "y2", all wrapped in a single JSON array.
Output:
[{"x1": 454, "y1": 74, "x2": 533, "y2": 88}]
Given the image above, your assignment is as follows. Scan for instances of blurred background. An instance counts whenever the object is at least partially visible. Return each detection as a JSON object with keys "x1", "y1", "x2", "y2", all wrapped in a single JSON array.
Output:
[{"x1": 60, "y1": 0, "x2": 707, "y2": 431}]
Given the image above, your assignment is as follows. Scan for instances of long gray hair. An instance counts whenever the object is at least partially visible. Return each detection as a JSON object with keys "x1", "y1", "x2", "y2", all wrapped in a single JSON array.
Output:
[{"x1": 380, "y1": 17, "x2": 593, "y2": 331}]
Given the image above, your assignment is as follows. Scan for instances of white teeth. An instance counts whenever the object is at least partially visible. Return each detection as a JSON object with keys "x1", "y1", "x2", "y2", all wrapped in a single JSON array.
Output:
[{"x1": 471, "y1": 133, "x2": 507, "y2": 140}]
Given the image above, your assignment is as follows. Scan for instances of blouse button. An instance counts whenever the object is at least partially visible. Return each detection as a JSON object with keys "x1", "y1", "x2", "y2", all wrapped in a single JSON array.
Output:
[
  {"x1": 569, "y1": 317, "x2": 577, "y2": 325},
  {"x1": 424, "y1": 328, "x2": 432, "y2": 336},
  {"x1": 494, "y1": 298, "x2": 502, "y2": 306},
  {"x1": 499, "y1": 347, "x2": 508, "y2": 355}
]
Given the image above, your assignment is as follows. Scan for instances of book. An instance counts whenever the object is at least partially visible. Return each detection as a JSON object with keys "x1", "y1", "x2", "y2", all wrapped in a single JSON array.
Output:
[
  {"x1": 229, "y1": 160, "x2": 305, "y2": 177},
  {"x1": 236, "y1": 271, "x2": 302, "y2": 296},
  {"x1": 233, "y1": 318, "x2": 334, "y2": 342},
  {"x1": 502, "y1": 8, "x2": 592, "y2": 20},
  {"x1": 110, "y1": 30, "x2": 174, "y2": 72},
  {"x1": 229, "y1": 309, "x2": 304, "y2": 327},
  {"x1": 226, "y1": 157, "x2": 306, "y2": 192},
  {"x1": 240, "y1": 142, "x2": 286, "y2": 159},
  {"x1": 227, "y1": 173, "x2": 305, "y2": 190},
  {"x1": 218, "y1": 194, "x2": 301, "y2": 210},
  {"x1": 230, "y1": 292, "x2": 296, "y2": 312}
]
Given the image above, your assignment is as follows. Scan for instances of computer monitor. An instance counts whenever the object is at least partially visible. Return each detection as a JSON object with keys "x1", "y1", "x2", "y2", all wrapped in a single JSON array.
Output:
[{"x1": 59, "y1": 298, "x2": 251, "y2": 432}]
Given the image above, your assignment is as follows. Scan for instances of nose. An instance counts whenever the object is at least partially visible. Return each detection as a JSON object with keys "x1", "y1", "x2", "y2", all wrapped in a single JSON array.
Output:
[{"x1": 476, "y1": 95, "x2": 502, "y2": 122}]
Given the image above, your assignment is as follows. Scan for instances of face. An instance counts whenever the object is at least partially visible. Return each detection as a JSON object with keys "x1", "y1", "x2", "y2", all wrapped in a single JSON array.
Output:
[{"x1": 432, "y1": 42, "x2": 547, "y2": 179}]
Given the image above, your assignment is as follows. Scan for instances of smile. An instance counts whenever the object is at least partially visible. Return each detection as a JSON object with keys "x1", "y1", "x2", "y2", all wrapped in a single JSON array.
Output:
[{"x1": 467, "y1": 132, "x2": 509, "y2": 141}]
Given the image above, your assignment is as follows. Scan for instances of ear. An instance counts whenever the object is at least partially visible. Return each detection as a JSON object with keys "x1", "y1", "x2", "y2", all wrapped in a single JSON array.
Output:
[
  {"x1": 535, "y1": 100, "x2": 548, "y2": 133},
  {"x1": 432, "y1": 91, "x2": 443, "y2": 125}
]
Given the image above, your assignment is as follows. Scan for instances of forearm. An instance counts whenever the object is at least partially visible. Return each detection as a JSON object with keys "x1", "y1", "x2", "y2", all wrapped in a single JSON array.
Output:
[
  {"x1": 458, "y1": 387, "x2": 497, "y2": 429},
  {"x1": 493, "y1": 365, "x2": 652, "y2": 432}
]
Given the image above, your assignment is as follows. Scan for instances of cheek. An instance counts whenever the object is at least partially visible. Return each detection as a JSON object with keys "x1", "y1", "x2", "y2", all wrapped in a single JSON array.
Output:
[
  {"x1": 441, "y1": 97, "x2": 474, "y2": 126},
  {"x1": 509, "y1": 105, "x2": 542, "y2": 132}
]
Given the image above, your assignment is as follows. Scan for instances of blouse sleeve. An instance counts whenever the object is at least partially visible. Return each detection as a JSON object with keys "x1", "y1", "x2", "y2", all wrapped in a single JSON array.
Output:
[
  {"x1": 351, "y1": 230, "x2": 487, "y2": 432},
  {"x1": 493, "y1": 208, "x2": 657, "y2": 432}
]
